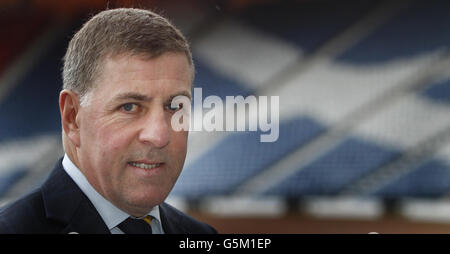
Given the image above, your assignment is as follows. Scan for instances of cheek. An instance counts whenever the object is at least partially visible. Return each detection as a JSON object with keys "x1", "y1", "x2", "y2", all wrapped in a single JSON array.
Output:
[
  {"x1": 97, "y1": 126, "x2": 135, "y2": 157},
  {"x1": 170, "y1": 130, "x2": 188, "y2": 153},
  {"x1": 88, "y1": 123, "x2": 136, "y2": 192},
  {"x1": 168, "y1": 130, "x2": 188, "y2": 168},
  {"x1": 84, "y1": 117, "x2": 135, "y2": 163}
]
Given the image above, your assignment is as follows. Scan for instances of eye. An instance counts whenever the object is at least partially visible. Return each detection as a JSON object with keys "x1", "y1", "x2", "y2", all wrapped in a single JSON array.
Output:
[
  {"x1": 120, "y1": 103, "x2": 139, "y2": 113},
  {"x1": 167, "y1": 102, "x2": 183, "y2": 112}
]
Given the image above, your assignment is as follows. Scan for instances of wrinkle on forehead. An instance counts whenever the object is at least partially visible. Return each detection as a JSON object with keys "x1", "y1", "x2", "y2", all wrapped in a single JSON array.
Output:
[
  {"x1": 104, "y1": 51, "x2": 193, "y2": 83},
  {"x1": 83, "y1": 52, "x2": 192, "y2": 107}
]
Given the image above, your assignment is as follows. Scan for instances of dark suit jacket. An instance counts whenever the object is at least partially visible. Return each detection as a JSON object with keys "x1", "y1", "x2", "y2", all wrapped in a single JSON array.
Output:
[{"x1": 0, "y1": 158, "x2": 217, "y2": 234}]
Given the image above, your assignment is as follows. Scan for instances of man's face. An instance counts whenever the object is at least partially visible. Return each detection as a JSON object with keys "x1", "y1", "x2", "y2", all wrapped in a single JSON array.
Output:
[{"x1": 76, "y1": 52, "x2": 191, "y2": 216}]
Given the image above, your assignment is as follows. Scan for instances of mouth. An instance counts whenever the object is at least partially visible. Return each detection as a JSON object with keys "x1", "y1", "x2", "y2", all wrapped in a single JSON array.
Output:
[{"x1": 128, "y1": 161, "x2": 163, "y2": 170}]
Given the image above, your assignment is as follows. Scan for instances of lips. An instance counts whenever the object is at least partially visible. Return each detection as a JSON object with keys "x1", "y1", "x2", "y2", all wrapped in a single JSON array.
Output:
[{"x1": 128, "y1": 161, "x2": 163, "y2": 170}]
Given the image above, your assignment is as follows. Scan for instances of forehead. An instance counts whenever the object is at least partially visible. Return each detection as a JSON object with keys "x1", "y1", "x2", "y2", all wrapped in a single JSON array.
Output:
[
  {"x1": 92, "y1": 52, "x2": 192, "y2": 99},
  {"x1": 104, "y1": 52, "x2": 191, "y2": 82}
]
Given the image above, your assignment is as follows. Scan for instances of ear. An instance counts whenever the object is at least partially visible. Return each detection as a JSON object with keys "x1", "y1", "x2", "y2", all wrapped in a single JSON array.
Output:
[{"x1": 59, "y1": 90, "x2": 81, "y2": 147}]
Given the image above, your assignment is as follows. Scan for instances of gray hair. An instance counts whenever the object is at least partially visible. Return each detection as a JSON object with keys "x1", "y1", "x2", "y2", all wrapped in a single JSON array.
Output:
[{"x1": 62, "y1": 8, "x2": 194, "y2": 105}]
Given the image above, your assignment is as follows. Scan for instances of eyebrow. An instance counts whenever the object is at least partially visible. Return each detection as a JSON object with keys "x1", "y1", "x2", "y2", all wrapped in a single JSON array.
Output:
[
  {"x1": 169, "y1": 90, "x2": 192, "y2": 101},
  {"x1": 112, "y1": 91, "x2": 192, "y2": 103},
  {"x1": 113, "y1": 92, "x2": 151, "y2": 102}
]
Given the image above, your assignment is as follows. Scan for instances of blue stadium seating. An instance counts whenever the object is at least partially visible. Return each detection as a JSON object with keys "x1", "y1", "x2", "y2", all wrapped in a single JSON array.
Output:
[
  {"x1": 193, "y1": 59, "x2": 252, "y2": 99},
  {"x1": 171, "y1": 116, "x2": 326, "y2": 198},
  {"x1": 0, "y1": 22, "x2": 77, "y2": 196},
  {"x1": 336, "y1": 0, "x2": 450, "y2": 64},
  {"x1": 372, "y1": 160, "x2": 450, "y2": 198},
  {"x1": 256, "y1": 0, "x2": 450, "y2": 199},
  {"x1": 264, "y1": 137, "x2": 400, "y2": 196},
  {"x1": 0, "y1": 32, "x2": 69, "y2": 142},
  {"x1": 421, "y1": 78, "x2": 450, "y2": 104},
  {"x1": 239, "y1": 0, "x2": 377, "y2": 53}
]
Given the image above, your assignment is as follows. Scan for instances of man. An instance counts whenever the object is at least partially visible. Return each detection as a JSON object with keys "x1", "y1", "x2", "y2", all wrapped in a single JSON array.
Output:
[{"x1": 0, "y1": 8, "x2": 217, "y2": 234}]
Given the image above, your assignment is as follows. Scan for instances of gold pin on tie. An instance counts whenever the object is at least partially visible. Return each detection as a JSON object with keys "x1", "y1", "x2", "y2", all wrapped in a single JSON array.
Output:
[{"x1": 143, "y1": 216, "x2": 152, "y2": 227}]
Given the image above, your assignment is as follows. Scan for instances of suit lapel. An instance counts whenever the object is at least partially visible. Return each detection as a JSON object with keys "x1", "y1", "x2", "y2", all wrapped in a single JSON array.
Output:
[
  {"x1": 41, "y1": 159, "x2": 110, "y2": 234},
  {"x1": 60, "y1": 198, "x2": 110, "y2": 234},
  {"x1": 159, "y1": 203, "x2": 188, "y2": 234}
]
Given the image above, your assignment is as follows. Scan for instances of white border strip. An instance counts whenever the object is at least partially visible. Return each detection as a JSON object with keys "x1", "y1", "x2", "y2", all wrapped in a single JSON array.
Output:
[
  {"x1": 304, "y1": 196, "x2": 385, "y2": 219},
  {"x1": 199, "y1": 196, "x2": 287, "y2": 217},
  {"x1": 401, "y1": 199, "x2": 450, "y2": 223}
]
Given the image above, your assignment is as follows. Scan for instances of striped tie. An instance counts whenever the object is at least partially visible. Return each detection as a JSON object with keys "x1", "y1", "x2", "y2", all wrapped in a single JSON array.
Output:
[{"x1": 118, "y1": 216, "x2": 153, "y2": 234}]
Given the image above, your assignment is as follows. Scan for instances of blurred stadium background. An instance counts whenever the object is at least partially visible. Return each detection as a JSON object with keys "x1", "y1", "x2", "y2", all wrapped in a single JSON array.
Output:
[{"x1": 0, "y1": 0, "x2": 450, "y2": 233}]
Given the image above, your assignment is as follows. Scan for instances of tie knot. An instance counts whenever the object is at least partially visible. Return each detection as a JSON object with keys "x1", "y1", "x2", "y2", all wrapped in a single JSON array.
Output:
[
  {"x1": 142, "y1": 215, "x2": 152, "y2": 227},
  {"x1": 118, "y1": 216, "x2": 153, "y2": 234}
]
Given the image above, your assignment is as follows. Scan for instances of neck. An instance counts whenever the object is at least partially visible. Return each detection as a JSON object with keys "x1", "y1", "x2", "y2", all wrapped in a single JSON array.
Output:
[{"x1": 63, "y1": 134, "x2": 82, "y2": 172}]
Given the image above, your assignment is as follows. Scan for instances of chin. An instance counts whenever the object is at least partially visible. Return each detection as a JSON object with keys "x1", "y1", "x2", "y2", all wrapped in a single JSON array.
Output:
[{"x1": 126, "y1": 190, "x2": 167, "y2": 209}]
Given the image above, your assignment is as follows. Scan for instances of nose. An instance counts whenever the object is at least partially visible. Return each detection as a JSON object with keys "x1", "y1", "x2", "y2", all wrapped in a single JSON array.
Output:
[{"x1": 138, "y1": 107, "x2": 170, "y2": 148}]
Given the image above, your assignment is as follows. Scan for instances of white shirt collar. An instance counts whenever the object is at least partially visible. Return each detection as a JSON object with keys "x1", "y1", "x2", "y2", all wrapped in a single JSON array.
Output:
[{"x1": 62, "y1": 154, "x2": 162, "y2": 232}]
